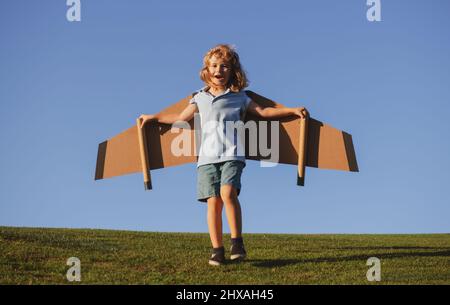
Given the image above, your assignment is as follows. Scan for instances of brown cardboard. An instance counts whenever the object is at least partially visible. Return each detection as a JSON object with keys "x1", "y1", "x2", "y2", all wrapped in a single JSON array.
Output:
[{"x1": 94, "y1": 91, "x2": 358, "y2": 187}]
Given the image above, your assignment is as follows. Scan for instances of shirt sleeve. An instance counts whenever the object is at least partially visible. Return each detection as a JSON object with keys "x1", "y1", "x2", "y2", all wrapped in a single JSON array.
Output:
[
  {"x1": 189, "y1": 93, "x2": 197, "y2": 105},
  {"x1": 244, "y1": 94, "x2": 252, "y2": 109}
]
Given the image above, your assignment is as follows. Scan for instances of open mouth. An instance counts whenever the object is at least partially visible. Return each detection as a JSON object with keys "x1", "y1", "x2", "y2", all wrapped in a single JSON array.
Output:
[{"x1": 214, "y1": 75, "x2": 224, "y2": 80}]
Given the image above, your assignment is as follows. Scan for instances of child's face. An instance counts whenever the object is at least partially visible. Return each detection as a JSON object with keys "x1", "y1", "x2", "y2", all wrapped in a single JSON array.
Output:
[{"x1": 207, "y1": 55, "x2": 231, "y2": 89}]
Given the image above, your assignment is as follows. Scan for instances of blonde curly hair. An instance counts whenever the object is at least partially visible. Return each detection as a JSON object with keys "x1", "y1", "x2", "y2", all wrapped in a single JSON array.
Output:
[{"x1": 200, "y1": 44, "x2": 249, "y2": 92}]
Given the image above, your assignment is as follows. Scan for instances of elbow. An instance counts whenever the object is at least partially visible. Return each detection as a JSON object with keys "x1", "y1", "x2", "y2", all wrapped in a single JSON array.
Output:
[{"x1": 259, "y1": 108, "x2": 270, "y2": 118}]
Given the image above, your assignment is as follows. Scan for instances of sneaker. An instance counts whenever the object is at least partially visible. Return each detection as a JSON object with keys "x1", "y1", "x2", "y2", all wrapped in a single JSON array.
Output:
[
  {"x1": 209, "y1": 247, "x2": 225, "y2": 266},
  {"x1": 230, "y1": 241, "x2": 247, "y2": 261}
]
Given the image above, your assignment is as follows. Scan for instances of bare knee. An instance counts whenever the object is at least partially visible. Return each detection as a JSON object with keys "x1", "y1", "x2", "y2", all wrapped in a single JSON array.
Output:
[
  {"x1": 207, "y1": 196, "x2": 224, "y2": 210},
  {"x1": 220, "y1": 185, "x2": 238, "y2": 205}
]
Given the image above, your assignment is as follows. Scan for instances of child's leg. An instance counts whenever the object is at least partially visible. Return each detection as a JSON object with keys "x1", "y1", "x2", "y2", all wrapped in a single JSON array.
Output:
[
  {"x1": 207, "y1": 196, "x2": 224, "y2": 248},
  {"x1": 220, "y1": 184, "x2": 242, "y2": 238}
]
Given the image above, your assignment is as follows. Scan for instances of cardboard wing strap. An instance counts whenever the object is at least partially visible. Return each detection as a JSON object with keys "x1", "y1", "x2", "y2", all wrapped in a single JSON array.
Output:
[
  {"x1": 136, "y1": 118, "x2": 152, "y2": 190},
  {"x1": 297, "y1": 115, "x2": 308, "y2": 186}
]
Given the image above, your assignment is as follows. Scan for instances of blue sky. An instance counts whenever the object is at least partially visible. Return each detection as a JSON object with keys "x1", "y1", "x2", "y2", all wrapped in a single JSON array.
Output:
[{"x1": 1, "y1": 0, "x2": 449, "y2": 234}]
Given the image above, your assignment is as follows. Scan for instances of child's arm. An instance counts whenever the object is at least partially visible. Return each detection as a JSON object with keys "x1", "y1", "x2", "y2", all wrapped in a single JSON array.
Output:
[
  {"x1": 247, "y1": 101, "x2": 307, "y2": 119},
  {"x1": 138, "y1": 103, "x2": 198, "y2": 128}
]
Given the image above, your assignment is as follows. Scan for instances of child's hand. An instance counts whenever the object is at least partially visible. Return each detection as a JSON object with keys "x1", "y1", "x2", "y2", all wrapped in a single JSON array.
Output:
[
  {"x1": 293, "y1": 107, "x2": 308, "y2": 119},
  {"x1": 138, "y1": 114, "x2": 157, "y2": 128}
]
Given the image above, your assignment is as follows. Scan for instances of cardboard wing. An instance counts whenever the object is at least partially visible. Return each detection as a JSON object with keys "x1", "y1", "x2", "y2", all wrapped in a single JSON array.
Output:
[{"x1": 94, "y1": 91, "x2": 358, "y2": 189}]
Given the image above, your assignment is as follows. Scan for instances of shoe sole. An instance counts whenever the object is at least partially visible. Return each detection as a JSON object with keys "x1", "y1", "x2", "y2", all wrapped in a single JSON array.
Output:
[
  {"x1": 230, "y1": 254, "x2": 246, "y2": 261},
  {"x1": 209, "y1": 260, "x2": 223, "y2": 266}
]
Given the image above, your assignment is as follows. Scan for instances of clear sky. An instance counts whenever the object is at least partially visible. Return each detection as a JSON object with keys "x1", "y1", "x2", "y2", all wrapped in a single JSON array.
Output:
[{"x1": 1, "y1": 0, "x2": 449, "y2": 234}]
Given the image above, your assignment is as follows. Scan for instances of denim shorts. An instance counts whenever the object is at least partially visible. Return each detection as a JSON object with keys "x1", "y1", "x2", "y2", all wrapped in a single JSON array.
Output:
[{"x1": 196, "y1": 160, "x2": 246, "y2": 203}]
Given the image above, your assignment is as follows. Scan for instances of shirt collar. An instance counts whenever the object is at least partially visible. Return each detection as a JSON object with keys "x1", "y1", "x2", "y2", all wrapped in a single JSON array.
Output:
[{"x1": 199, "y1": 86, "x2": 232, "y2": 98}]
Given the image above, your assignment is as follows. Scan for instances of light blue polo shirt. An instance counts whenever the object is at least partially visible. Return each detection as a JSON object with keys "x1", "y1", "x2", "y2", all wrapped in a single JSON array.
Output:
[{"x1": 189, "y1": 87, "x2": 252, "y2": 167}]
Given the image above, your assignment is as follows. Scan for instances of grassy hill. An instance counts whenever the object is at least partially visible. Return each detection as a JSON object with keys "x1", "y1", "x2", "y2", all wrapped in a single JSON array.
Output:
[{"x1": 0, "y1": 226, "x2": 449, "y2": 284}]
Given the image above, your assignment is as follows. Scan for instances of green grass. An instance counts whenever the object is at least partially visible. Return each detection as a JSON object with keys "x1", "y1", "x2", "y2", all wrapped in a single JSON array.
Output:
[{"x1": 0, "y1": 226, "x2": 449, "y2": 284}]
